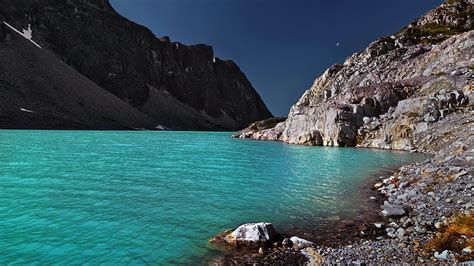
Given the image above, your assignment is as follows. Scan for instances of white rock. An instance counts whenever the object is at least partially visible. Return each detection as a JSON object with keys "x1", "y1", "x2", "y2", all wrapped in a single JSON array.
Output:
[
  {"x1": 386, "y1": 228, "x2": 397, "y2": 238},
  {"x1": 290, "y1": 236, "x2": 314, "y2": 249},
  {"x1": 434, "y1": 250, "x2": 450, "y2": 260},
  {"x1": 230, "y1": 222, "x2": 277, "y2": 242},
  {"x1": 396, "y1": 228, "x2": 406, "y2": 239}
]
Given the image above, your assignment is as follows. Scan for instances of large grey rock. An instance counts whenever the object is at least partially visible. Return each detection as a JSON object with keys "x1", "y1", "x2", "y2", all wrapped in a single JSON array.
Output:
[
  {"x1": 230, "y1": 222, "x2": 278, "y2": 242},
  {"x1": 209, "y1": 222, "x2": 279, "y2": 250}
]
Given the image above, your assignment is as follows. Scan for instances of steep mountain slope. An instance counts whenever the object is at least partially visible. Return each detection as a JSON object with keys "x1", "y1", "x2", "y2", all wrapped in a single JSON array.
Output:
[
  {"x1": 0, "y1": 22, "x2": 157, "y2": 130},
  {"x1": 235, "y1": 0, "x2": 473, "y2": 152},
  {"x1": 0, "y1": 0, "x2": 273, "y2": 130}
]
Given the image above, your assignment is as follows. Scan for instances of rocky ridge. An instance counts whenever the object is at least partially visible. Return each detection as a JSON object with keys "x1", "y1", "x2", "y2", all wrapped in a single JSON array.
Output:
[
  {"x1": 0, "y1": 0, "x2": 272, "y2": 130},
  {"x1": 226, "y1": 0, "x2": 474, "y2": 264},
  {"x1": 233, "y1": 0, "x2": 472, "y2": 148}
]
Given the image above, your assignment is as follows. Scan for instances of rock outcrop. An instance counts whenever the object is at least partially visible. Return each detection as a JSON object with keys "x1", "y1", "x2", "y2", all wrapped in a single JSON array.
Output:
[
  {"x1": 0, "y1": 0, "x2": 272, "y2": 130},
  {"x1": 233, "y1": 0, "x2": 473, "y2": 150}
]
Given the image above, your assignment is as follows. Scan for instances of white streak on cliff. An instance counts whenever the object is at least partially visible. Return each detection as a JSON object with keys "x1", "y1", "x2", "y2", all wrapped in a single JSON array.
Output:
[
  {"x1": 3, "y1": 21, "x2": 42, "y2": 49},
  {"x1": 20, "y1": 108, "x2": 34, "y2": 113}
]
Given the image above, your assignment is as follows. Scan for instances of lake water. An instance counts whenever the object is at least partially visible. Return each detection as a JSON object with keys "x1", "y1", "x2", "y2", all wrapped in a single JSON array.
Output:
[{"x1": 0, "y1": 131, "x2": 427, "y2": 264}]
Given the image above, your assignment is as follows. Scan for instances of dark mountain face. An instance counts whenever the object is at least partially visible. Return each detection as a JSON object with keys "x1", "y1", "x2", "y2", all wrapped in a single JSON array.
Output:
[
  {"x1": 0, "y1": 0, "x2": 273, "y2": 130},
  {"x1": 0, "y1": 22, "x2": 157, "y2": 130}
]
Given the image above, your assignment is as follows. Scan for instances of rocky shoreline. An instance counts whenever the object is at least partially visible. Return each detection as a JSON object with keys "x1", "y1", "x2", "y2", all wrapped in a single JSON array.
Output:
[
  {"x1": 212, "y1": 0, "x2": 473, "y2": 264},
  {"x1": 210, "y1": 134, "x2": 472, "y2": 264}
]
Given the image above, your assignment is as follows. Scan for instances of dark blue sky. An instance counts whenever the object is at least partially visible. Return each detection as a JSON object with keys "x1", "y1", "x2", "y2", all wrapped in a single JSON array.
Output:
[{"x1": 110, "y1": 0, "x2": 443, "y2": 116}]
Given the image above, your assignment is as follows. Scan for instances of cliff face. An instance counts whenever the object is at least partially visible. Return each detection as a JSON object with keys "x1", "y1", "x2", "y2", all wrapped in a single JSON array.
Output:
[
  {"x1": 0, "y1": 0, "x2": 272, "y2": 130},
  {"x1": 0, "y1": 22, "x2": 157, "y2": 130},
  {"x1": 235, "y1": 0, "x2": 473, "y2": 152}
]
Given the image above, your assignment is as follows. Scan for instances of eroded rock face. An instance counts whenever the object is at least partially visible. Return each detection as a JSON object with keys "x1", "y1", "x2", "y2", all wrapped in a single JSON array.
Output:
[
  {"x1": 358, "y1": 80, "x2": 473, "y2": 151},
  {"x1": 235, "y1": 0, "x2": 473, "y2": 151},
  {"x1": 0, "y1": 0, "x2": 272, "y2": 130}
]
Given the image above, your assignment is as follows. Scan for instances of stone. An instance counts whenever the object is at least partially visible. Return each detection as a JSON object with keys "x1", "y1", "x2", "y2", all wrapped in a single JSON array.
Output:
[
  {"x1": 289, "y1": 236, "x2": 314, "y2": 249},
  {"x1": 462, "y1": 247, "x2": 472, "y2": 254},
  {"x1": 258, "y1": 247, "x2": 265, "y2": 255},
  {"x1": 396, "y1": 228, "x2": 406, "y2": 239},
  {"x1": 381, "y1": 204, "x2": 407, "y2": 217},
  {"x1": 210, "y1": 222, "x2": 279, "y2": 250},
  {"x1": 374, "y1": 223, "x2": 384, "y2": 229},
  {"x1": 386, "y1": 228, "x2": 397, "y2": 238},
  {"x1": 230, "y1": 223, "x2": 278, "y2": 242},
  {"x1": 374, "y1": 182, "x2": 384, "y2": 189},
  {"x1": 301, "y1": 247, "x2": 324, "y2": 265},
  {"x1": 453, "y1": 171, "x2": 468, "y2": 179},
  {"x1": 282, "y1": 238, "x2": 292, "y2": 248},
  {"x1": 434, "y1": 250, "x2": 450, "y2": 260}
]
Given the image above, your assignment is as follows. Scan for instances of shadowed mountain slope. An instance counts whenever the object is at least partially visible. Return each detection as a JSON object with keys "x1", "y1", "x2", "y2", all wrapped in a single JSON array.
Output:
[{"x1": 0, "y1": 0, "x2": 273, "y2": 130}]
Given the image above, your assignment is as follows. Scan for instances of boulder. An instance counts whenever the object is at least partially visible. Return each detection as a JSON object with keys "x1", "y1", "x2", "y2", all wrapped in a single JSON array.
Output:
[
  {"x1": 210, "y1": 222, "x2": 279, "y2": 250},
  {"x1": 230, "y1": 222, "x2": 277, "y2": 242},
  {"x1": 289, "y1": 236, "x2": 314, "y2": 249}
]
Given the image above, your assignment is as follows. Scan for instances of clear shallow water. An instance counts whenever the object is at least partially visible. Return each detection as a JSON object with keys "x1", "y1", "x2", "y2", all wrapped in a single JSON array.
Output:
[{"x1": 0, "y1": 131, "x2": 427, "y2": 264}]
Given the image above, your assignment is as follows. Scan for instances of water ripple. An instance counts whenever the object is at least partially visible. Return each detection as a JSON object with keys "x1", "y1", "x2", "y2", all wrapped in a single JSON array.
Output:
[{"x1": 0, "y1": 131, "x2": 427, "y2": 264}]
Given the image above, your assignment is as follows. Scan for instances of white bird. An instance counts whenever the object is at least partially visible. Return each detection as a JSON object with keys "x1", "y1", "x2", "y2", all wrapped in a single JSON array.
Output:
[{"x1": 336, "y1": 42, "x2": 340, "y2": 47}]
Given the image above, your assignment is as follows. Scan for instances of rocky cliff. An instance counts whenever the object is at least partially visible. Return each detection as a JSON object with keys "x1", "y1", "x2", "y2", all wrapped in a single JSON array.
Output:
[
  {"x1": 234, "y1": 0, "x2": 473, "y2": 152},
  {"x1": 228, "y1": 2, "x2": 473, "y2": 263},
  {"x1": 0, "y1": 0, "x2": 272, "y2": 130}
]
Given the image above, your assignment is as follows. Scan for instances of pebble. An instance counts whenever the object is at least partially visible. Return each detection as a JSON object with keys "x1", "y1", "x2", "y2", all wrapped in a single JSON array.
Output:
[
  {"x1": 462, "y1": 247, "x2": 472, "y2": 254},
  {"x1": 434, "y1": 250, "x2": 450, "y2": 260}
]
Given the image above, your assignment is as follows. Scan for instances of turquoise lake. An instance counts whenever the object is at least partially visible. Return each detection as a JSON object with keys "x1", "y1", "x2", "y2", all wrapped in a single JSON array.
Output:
[{"x1": 0, "y1": 131, "x2": 427, "y2": 264}]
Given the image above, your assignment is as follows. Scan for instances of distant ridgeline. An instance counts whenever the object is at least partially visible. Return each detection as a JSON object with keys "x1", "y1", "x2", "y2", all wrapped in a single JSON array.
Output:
[{"x1": 0, "y1": 0, "x2": 272, "y2": 130}]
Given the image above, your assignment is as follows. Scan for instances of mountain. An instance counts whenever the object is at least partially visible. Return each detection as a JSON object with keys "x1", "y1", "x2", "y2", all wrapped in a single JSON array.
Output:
[
  {"x1": 234, "y1": 0, "x2": 473, "y2": 152},
  {"x1": 0, "y1": 0, "x2": 272, "y2": 130},
  {"x1": 0, "y1": 21, "x2": 158, "y2": 130}
]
